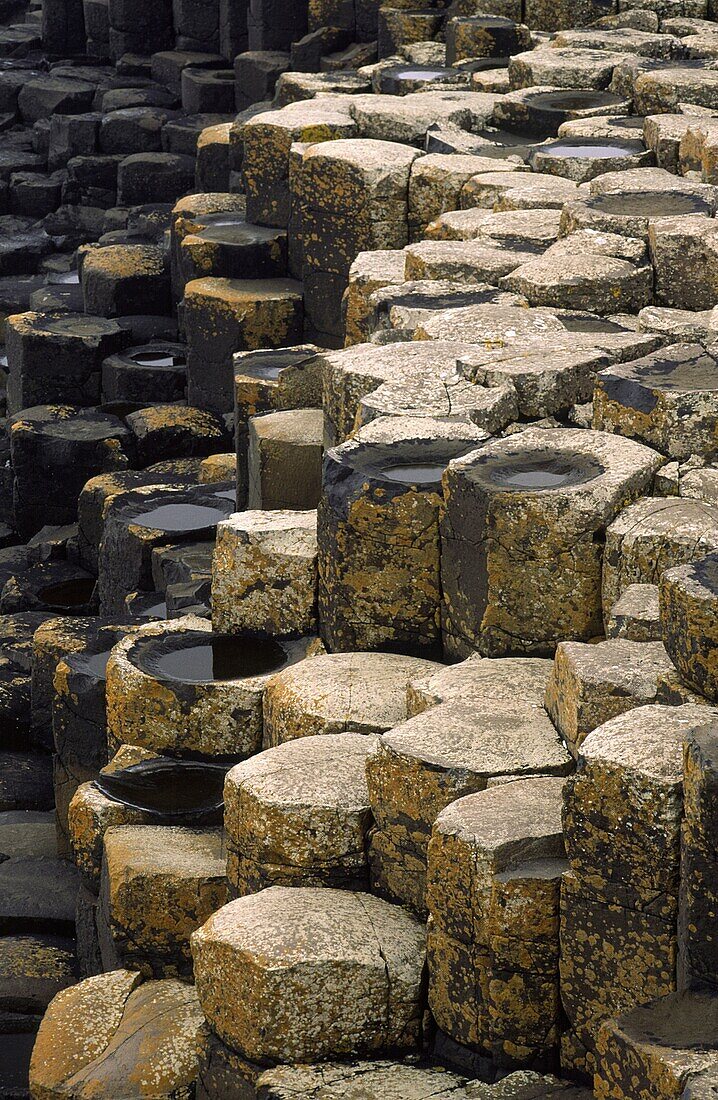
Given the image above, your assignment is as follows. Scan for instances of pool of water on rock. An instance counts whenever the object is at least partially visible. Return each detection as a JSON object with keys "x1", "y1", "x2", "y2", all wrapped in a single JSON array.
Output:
[
  {"x1": 592, "y1": 192, "x2": 709, "y2": 217},
  {"x1": 239, "y1": 349, "x2": 314, "y2": 381},
  {"x1": 129, "y1": 350, "x2": 186, "y2": 368},
  {"x1": 131, "y1": 502, "x2": 228, "y2": 533},
  {"x1": 478, "y1": 452, "x2": 605, "y2": 491},
  {"x1": 48, "y1": 271, "x2": 80, "y2": 284},
  {"x1": 79, "y1": 648, "x2": 114, "y2": 680},
  {"x1": 559, "y1": 314, "x2": 628, "y2": 333},
  {"x1": 39, "y1": 577, "x2": 96, "y2": 608},
  {"x1": 136, "y1": 633, "x2": 289, "y2": 683},
  {"x1": 539, "y1": 139, "x2": 642, "y2": 159},
  {"x1": 95, "y1": 758, "x2": 230, "y2": 819},
  {"x1": 531, "y1": 90, "x2": 620, "y2": 111},
  {"x1": 382, "y1": 462, "x2": 450, "y2": 485}
]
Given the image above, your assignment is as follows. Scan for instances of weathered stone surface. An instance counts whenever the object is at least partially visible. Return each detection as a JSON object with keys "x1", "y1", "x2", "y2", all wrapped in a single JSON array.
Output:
[
  {"x1": 403, "y1": 238, "x2": 538, "y2": 289},
  {"x1": 239, "y1": 101, "x2": 357, "y2": 227},
  {"x1": 602, "y1": 496, "x2": 718, "y2": 616},
  {"x1": 594, "y1": 343, "x2": 718, "y2": 461},
  {"x1": 649, "y1": 215, "x2": 718, "y2": 312},
  {"x1": 408, "y1": 152, "x2": 528, "y2": 237},
  {"x1": 501, "y1": 229, "x2": 653, "y2": 315},
  {"x1": 29, "y1": 969, "x2": 208, "y2": 1098},
  {"x1": 262, "y1": 650, "x2": 435, "y2": 748},
  {"x1": 319, "y1": 416, "x2": 486, "y2": 656},
  {"x1": 560, "y1": 869, "x2": 677, "y2": 1063},
  {"x1": 441, "y1": 427, "x2": 662, "y2": 658},
  {"x1": 661, "y1": 553, "x2": 718, "y2": 703},
  {"x1": 606, "y1": 582, "x2": 662, "y2": 642},
  {"x1": 68, "y1": 745, "x2": 160, "y2": 891},
  {"x1": 545, "y1": 638, "x2": 674, "y2": 756},
  {"x1": 192, "y1": 886, "x2": 426, "y2": 1062},
  {"x1": 0, "y1": 932, "x2": 76, "y2": 1019},
  {"x1": 247, "y1": 409, "x2": 323, "y2": 511},
  {"x1": 427, "y1": 777, "x2": 566, "y2": 1066},
  {"x1": 426, "y1": 206, "x2": 562, "y2": 248},
  {"x1": 319, "y1": 341, "x2": 484, "y2": 447},
  {"x1": 407, "y1": 655, "x2": 553, "y2": 716},
  {"x1": 233, "y1": 345, "x2": 321, "y2": 505},
  {"x1": 224, "y1": 732, "x2": 374, "y2": 894},
  {"x1": 680, "y1": 723, "x2": 718, "y2": 995},
  {"x1": 106, "y1": 617, "x2": 309, "y2": 759},
  {"x1": 595, "y1": 992, "x2": 718, "y2": 1100},
  {"x1": 563, "y1": 704, "x2": 707, "y2": 902},
  {"x1": 343, "y1": 249, "x2": 407, "y2": 346},
  {"x1": 99, "y1": 823, "x2": 227, "y2": 977},
  {"x1": 366, "y1": 685, "x2": 570, "y2": 915},
  {"x1": 297, "y1": 136, "x2": 421, "y2": 338},
  {"x1": 461, "y1": 169, "x2": 580, "y2": 211},
  {"x1": 212, "y1": 510, "x2": 317, "y2": 637},
  {"x1": 231, "y1": 1059, "x2": 473, "y2": 1099}
]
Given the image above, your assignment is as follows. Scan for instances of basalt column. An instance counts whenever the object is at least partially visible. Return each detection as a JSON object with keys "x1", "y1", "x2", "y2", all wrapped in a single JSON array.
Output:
[
  {"x1": 440, "y1": 427, "x2": 663, "y2": 658},
  {"x1": 296, "y1": 138, "x2": 422, "y2": 343},
  {"x1": 318, "y1": 417, "x2": 486, "y2": 658}
]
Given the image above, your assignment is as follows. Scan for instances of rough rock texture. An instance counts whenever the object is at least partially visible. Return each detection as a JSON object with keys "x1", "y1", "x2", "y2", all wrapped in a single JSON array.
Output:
[
  {"x1": 191, "y1": 886, "x2": 426, "y2": 1062},
  {"x1": 29, "y1": 969, "x2": 208, "y2": 1098}
]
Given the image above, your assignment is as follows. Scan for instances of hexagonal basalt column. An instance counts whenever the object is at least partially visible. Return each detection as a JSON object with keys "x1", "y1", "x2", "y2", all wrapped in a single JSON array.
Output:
[
  {"x1": 6, "y1": 311, "x2": 129, "y2": 415},
  {"x1": 296, "y1": 138, "x2": 422, "y2": 342},
  {"x1": 106, "y1": 617, "x2": 312, "y2": 759},
  {"x1": 567, "y1": 703, "x2": 709, "y2": 906},
  {"x1": 97, "y1": 485, "x2": 235, "y2": 614},
  {"x1": 560, "y1": 704, "x2": 711, "y2": 1059},
  {"x1": 29, "y1": 971, "x2": 207, "y2": 1099},
  {"x1": 99, "y1": 823, "x2": 228, "y2": 977},
  {"x1": 366, "y1": 688, "x2": 571, "y2": 913},
  {"x1": 234, "y1": 346, "x2": 321, "y2": 506},
  {"x1": 319, "y1": 341, "x2": 482, "y2": 448},
  {"x1": 262, "y1": 650, "x2": 437, "y2": 747},
  {"x1": 602, "y1": 497, "x2": 718, "y2": 620},
  {"x1": 10, "y1": 405, "x2": 133, "y2": 539},
  {"x1": 594, "y1": 343, "x2": 718, "y2": 462},
  {"x1": 440, "y1": 428, "x2": 663, "y2": 659},
  {"x1": 248, "y1": 409, "x2": 324, "y2": 511},
  {"x1": 52, "y1": 625, "x2": 138, "y2": 855},
  {"x1": 212, "y1": 509, "x2": 318, "y2": 638},
  {"x1": 101, "y1": 342, "x2": 187, "y2": 406},
  {"x1": 183, "y1": 276, "x2": 304, "y2": 414},
  {"x1": 660, "y1": 553, "x2": 718, "y2": 703},
  {"x1": 224, "y1": 732, "x2": 374, "y2": 894},
  {"x1": 427, "y1": 777, "x2": 567, "y2": 1067},
  {"x1": 191, "y1": 886, "x2": 426, "y2": 1062},
  {"x1": 680, "y1": 724, "x2": 718, "y2": 995},
  {"x1": 179, "y1": 214, "x2": 287, "y2": 285},
  {"x1": 319, "y1": 416, "x2": 487, "y2": 657},
  {"x1": 545, "y1": 638, "x2": 674, "y2": 757},
  {"x1": 595, "y1": 992, "x2": 718, "y2": 1100},
  {"x1": 239, "y1": 101, "x2": 357, "y2": 229},
  {"x1": 81, "y1": 244, "x2": 171, "y2": 318},
  {"x1": 170, "y1": 192, "x2": 246, "y2": 300},
  {"x1": 68, "y1": 744, "x2": 160, "y2": 892}
]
